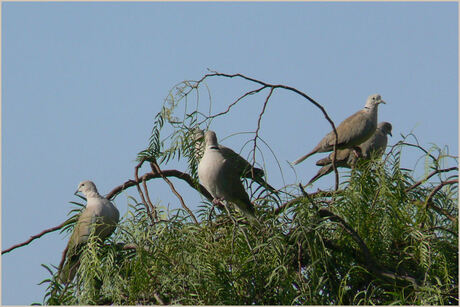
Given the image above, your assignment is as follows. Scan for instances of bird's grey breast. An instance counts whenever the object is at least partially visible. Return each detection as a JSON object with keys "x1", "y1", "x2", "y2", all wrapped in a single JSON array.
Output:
[
  {"x1": 199, "y1": 149, "x2": 227, "y2": 198},
  {"x1": 350, "y1": 109, "x2": 378, "y2": 146}
]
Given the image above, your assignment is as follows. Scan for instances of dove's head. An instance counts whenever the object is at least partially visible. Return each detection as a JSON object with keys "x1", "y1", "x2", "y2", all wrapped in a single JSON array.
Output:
[
  {"x1": 204, "y1": 130, "x2": 219, "y2": 148},
  {"x1": 75, "y1": 180, "x2": 98, "y2": 196},
  {"x1": 364, "y1": 94, "x2": 385, "y2": 108},
  {"x1": 378, "y1": 122, "x2": 392, "y2": 137}
]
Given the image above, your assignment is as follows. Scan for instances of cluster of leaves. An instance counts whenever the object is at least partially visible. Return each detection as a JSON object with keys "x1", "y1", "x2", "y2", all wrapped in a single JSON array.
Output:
[
  {"x1": 40, "y1": 142, "x2": 458, "y2": 305},
  {"x1": 39, "y1": 73, "x2": 457, "y2": 305}
]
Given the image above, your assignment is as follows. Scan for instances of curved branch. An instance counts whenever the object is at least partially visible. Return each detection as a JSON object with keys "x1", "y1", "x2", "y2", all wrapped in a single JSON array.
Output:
[
  {"x1": 196, "y1": 71, "x2": 340, "y2": 190},
  {"x1": 318, "y1": 208, "x2": 421, "y2": 287},
  {"x1": 133, "y1": 158, "x2": 155, "y2": 220},
  {"x1": 251, "y1": 87, "x2": 274, "y2": 176},
  {"x1": 150, "y1": 161, "x2": 199, "y2": 224},
  {"x1": 2, "y1": 221, "x2": 68, "y2": 255},
  {"x1": 425, "y1": 179, "x2": 458, "y2": 222},
  {"x1": 106, "y1": 169, "x2": 213, "y2": 202},
  {"x1": 199, "y1": 86, "x2": 267, "y2": 123},
  {"x1": 406, "y1": 166, "x2": 458, "y2": 192},
  {"x1": 2, "y1": 169, "x2": 213, "y2": 255}
]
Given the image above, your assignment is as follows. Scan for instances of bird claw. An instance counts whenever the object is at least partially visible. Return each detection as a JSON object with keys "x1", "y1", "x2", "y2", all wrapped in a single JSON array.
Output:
[
  {"x1": 212, "y1": 198, "x2": 224, "y2": 205},
  {"x1": 353, "y1": 147, "x2": 362, "y2": 158}
]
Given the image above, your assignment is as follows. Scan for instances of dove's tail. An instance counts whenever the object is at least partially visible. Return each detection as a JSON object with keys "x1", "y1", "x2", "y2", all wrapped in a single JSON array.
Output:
[
  {"x1": 234, "y1": 200, "x2": 262, "y2": 227},
  {"x1": 292, "y1": 149, "x2": 316, "y2": 165},
  {"x1": 306, "y1": 165, "x2": 334, "y2": 186},
  {"x1": 59, "y1": 253, "x2": 80, "y2": 284},
  {"x1": 315, "y1": 156, "x2": 332, "y2": 166}
]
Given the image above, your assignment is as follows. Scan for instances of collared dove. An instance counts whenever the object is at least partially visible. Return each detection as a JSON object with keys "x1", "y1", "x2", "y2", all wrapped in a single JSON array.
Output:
[
  {"x1": 59, "y1": 180, "x2": 120, "y2": 284},
  {"x1": 293, "y1": 94, "x2": 386, "y2": 165},
  {"x1": 193, "y1": 128, "x2": 276, "y2": 193},
  {"x1": 307, "y1": 121, "x2": 392, "y2": 185},
  {"x1": 360, "y1": 121, "x2": 392, "y2": 158},
  {"x1": 306, "y1": 148, "x2": 359, "y2": 186},
  {"x1": 197, "y1": 130, "x2": 258, "y2": 222}
]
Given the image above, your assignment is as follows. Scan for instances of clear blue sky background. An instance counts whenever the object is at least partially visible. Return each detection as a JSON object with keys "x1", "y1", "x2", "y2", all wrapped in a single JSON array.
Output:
[{"x1": 2, "y1": 2, "x2": 458, "y2": 305}]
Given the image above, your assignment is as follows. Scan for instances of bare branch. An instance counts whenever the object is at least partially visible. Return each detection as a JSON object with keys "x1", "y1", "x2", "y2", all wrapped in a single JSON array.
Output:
[
  {"x1": 318, "y1": 208, "x2": 421, "y2": 287},
  {"x1": 142, "y1": 178, "x2": 157, "y2": 221},
  {"x1": 150, "y1": 161, "x2": 199, "y2": 225},
  {"x1": 106, "y1": 169, "x2": 214, "y2": 203},
  {"x1": 425, "y1": 179, "x2": 458, "y2": 222},
  {"x1": 58, "y1": 246, "x2": 69, "y2": 273},
  {"x1": 399, "y1": 141, "x2": 438, "y2": 163},
  {"x1": 251, "y1": 87, "x2": 274, "y2": 175},
  {"x1": 133, "y1": 158, "x2": 155, "y2": 220},
  {"x1": 201, "y1": 86, "x2": 267, "y2": 123},
  {"x1": 406, "y1": 167, "x2": 458, "y2": 192},
  {"x1": 194, "y1": 71, "x2": 340, "y2": 189},
  {"x1": 2, "y1": 221, "x2": 68, "y2": 255},
  {"x1": 425, "y1": 179, "x2": 457, "y2": 206},
  {"x1": 3, "y1": 168, "x2": 214, "y2": 255}
]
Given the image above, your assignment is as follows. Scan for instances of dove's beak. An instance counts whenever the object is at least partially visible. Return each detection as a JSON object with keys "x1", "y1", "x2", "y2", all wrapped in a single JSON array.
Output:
[
  {"x1": 389, "y1": 131, "x2": 393, "y2": 137},
  {"x1": 74, "y1": 189, "x2": 80, "y2": 195},
  {"x1": 379, "y1": 99, "x2": 386, "y2": 104}
]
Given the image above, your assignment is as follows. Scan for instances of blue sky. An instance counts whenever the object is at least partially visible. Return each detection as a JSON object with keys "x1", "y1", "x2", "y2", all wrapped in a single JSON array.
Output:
[{"x1": 2, "y1": 2, "x2": 458, "y2": 305}]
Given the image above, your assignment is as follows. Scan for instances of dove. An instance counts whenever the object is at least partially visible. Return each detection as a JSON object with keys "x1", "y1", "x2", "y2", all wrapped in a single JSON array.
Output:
[
  {"x1": 293, "y1": 94, "x2": 386, "y2": 165},
  {"x1": 59, "y1": 180, "x2": 120, "y2": 284},
  {"x1": 359, "y1": 121, "x2": 392, "y2": 158},
  {"x1": 307, "y1": 121, "x2": 392, "y2": 185},
  {"x1": 193, "y1": 128, "x2": 276, "y2": 193},
  {"x1": 306, "y1": 148, "x2": 360, "y2": 186},
  {"x1": 197, "y1": 130, "x2": 258, "y2": 222}
]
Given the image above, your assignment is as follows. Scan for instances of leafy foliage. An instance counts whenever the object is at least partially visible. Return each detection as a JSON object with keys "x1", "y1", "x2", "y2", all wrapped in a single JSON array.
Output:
[{"x1": 39, "y1": 73, "x2": 458, "y2": 305}]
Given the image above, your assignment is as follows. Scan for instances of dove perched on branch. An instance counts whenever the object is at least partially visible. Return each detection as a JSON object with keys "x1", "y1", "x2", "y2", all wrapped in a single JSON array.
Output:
[
  {"x1": 193, "y1": 128, "x2": 276, "y2": 193},
  {"x1": 198, "y1": 130, "x2": 258, "y2": 222},
  {"x1": 360, "y1": 121, "x2": 392, "y2": 159},
  {"x1": 59, "y1": 180, "x2": 120, "y2": 284},
  {"x1": 307, "y1": 121, "x2": 392, "y2": 185},
  {"x1": 293, "y1": 94, "x2": 386, "y2": 165}
]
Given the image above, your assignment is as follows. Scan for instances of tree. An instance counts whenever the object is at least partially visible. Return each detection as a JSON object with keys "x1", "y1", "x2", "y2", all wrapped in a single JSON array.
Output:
[{"x1": 5, "y1": 72, "x2": 457, "y2": 305}]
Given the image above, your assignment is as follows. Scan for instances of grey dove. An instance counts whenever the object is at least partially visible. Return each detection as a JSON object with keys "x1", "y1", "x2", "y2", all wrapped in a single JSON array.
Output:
[
  {"x1": 307, "y1": 121, "x2": 392, "y2": 185},
  {"x1": 359, "y1": 121, "x2": 392, "y2": 159},
  {"x1": 197, "y1": 130, "x2": 258, "y2": 222},
  {"x1": 193, "y1": 128, "x2": 276, "y2": 193},
  {"x1": 293, "y1": 94, "x2": 386, "y2": 165},
  {"x1": 59, "y1": 180, "x2": 120, "y2": 283}
]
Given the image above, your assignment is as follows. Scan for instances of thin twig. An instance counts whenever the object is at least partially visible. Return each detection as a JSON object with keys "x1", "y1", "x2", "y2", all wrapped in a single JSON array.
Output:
[
  {"x1": 153, "y1": 292, "x2": 165, "y2": 305},
  {"x1": 427, "y1": 226, "x2": 458, "y2": 237},
  {"x1": 58, "y1": 246, "x2": 69, "y2": 273},
  {"x1": 424, "y1": 179, "x2": 458, "y2": 222},
  {"x1": 318, "y1": 208, "x2": 421, "y2": 287},
  {"x1": 406, "y1": 167, "x2": 458, "y2": 192},
  {"x1": 142, "y1": 179, "x2": 158, "y2": 221},
  {"x1": 251, "y1": 87, "x2": 274, "y2": 174},
  {"x1": 399, "y1": 141, "x2": 438, "y2": 163},
  {"x1": 201, "y1": 86, "x2": 267, "y2": 123},
  {"x1": 3, "y1": 168, "x2": 215, "y2": 255},
  {"x1": 195, "y1": 72, "x2": 340, "y2": 190},
  {"x1": 425, "y1": 179, "x2": 457, "y2": 208},
  {"x1": 134, "y1": 158, "x2": 154, "y2": 218},
  {"x1": 2, "y1": 221, "x2": 68, "y2": 255},
  {"x1": 150, "y1": 161, "x2": 199, "y2": 224},
  {"x1": 274, "y1": 189, "x2": 336, "y2": 215},
  {"x1": 107, "y1": 169, "x2": 214, "y2": 203}
]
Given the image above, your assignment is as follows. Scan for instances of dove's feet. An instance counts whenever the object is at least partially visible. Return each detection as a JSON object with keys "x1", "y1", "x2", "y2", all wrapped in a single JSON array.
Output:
[
  {"x1": 212, "y1": 197, "x2": 225, "y2": 205},
  {"x1": 352, "y1": 147, "x2": 363, "y2": 158}
]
